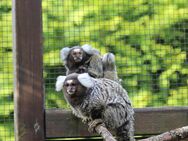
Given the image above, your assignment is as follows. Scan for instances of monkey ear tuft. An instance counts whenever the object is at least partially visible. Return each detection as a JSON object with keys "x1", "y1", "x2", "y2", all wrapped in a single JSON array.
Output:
[
  {"x1": 78, "y1": 73, "x2": 95, "y2": 88},
  {"x1": 102, "y1": 53, "x2": 115, "y2": 64},
  {"x1": 60, "y1": 47, "x2": 71, "y2": 61},
  {"x1": 81, "y1": 44, "x2": 100, "y2": 55},
  {"x1": 55, "y1": 75, "x2": 66, "y2": 92}
]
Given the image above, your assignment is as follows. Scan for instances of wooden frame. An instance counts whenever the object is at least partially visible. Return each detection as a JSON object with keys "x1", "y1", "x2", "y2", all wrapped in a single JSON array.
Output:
[
  {"x1": 46, "y1": 107, "x2": 188, "y2": 138},
  {"x1": 12, "y1": 0, "x2": 188, "y2": 141},
  {"x1": 13, "y1": 0, "x2": 44, "y2": 141}
]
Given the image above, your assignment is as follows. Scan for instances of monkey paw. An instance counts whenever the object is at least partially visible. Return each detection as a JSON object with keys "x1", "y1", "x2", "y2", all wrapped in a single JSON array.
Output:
[
  {"x1": 82, "y1": 118, "x2": 91, "y2": 124},
  {"x1": 88, "y1": 119, "x2": 104, "y2": 133}
]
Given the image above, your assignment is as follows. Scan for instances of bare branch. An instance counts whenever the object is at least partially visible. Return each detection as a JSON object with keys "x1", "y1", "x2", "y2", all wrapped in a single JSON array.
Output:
[
  {"x1": 95, "y1": 124, "x2": 117, "y2": 141},
  {"x1": 139, "y1": 126, "x2": 188, "y2": 141}
]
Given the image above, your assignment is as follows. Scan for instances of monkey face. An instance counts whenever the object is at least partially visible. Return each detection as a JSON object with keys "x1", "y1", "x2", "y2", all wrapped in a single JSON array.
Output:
[
  {"x1": 64, "y1": 79, "x2": 77, "y2": 96},
  {"x1": 70, "y1": 48, "x2": 84, "y2": 63},
  {"x1": 57, "y1": 73, "x2": 94, "y2": 96}
]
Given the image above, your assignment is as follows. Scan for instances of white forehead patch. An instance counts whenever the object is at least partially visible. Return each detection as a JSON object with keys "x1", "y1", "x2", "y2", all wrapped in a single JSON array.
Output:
[
  {"x1": 73, "y1": 48, "x2": 81, "y2": 53},
  {"x1": 66, "y1": 80, "x2": 74, "y2": 84}
]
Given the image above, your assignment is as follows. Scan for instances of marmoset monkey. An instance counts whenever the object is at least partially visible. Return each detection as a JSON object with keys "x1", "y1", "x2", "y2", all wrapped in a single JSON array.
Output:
[
  {"x1": 61, "y1": 44, "x2": 119, "y2": 82},
  {"x1": 56, "y1": 73, "x2": 134, "y2": 141},
  {"x1": 61, "y1": 44, "x2": 103, "y2": 78}
]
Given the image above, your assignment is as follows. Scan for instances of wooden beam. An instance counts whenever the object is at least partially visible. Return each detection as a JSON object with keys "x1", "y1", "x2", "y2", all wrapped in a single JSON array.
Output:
[
  {"x1": 45, "y1": 107, "x2": 188, "y2": 138},
  {"x1": 135, "y1": 107, "x2": 188, "y2": 135},
  {"x1": 12, "y1": 0, "x2": 44, "y2": 141}
]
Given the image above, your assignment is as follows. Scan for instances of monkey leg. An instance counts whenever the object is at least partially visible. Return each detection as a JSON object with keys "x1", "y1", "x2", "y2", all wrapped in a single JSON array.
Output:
[
  {"x1": 88, "y1": 119, "x2": 104, "y2": 133},
  {"x1": 116, "y1": 127, "x2": 129, "y2": 141},
  {"x1": 116, "y1": 120, "x2": 135, "y2": 141}
]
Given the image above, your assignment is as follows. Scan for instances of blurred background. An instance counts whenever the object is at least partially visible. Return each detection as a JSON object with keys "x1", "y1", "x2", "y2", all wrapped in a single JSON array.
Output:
[{"x1": 0, "y1": 0, "x2": 188, "y2": 140}]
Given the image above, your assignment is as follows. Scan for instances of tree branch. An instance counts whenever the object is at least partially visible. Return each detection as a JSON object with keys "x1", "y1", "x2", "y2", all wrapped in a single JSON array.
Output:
[
  {"x1": 139, "y1": 126, "x2": 188, "y2": 141},
  {"x1": 95, "y1": 124, "x2": 117, "y2": 141},
  {"x1": 90, "y1": 122, "x2": 188, "y2": 141},
  {"x1": 87, "y1": 121, "x2": 117, "y2": 141}
]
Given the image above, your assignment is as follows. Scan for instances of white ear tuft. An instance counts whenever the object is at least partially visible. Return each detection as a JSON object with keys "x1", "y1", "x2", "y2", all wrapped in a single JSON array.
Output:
[
  {"x1": 81, "y1": 44, "x2": 100, "y2": 55},
  {"x1": 60, "y1": 47, "x2": 71, "y2": 61},
  {"x1": 77, "y1": 73, "x2": 95, "y2": 88},
  {"x1": 55, "y1": 75, "x2": 66, "y2": 92},
  {"x1": 102, "y1": 53, "x2": 115, "y2": 64}
]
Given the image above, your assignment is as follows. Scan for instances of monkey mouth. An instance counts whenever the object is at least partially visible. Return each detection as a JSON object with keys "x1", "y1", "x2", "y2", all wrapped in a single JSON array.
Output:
[
  {"x1": 67, "y1": 91, "x2": 75, "y2": 96},
  {"x1": 74, "y1": 58, "x2": 82, "y2": 62}
]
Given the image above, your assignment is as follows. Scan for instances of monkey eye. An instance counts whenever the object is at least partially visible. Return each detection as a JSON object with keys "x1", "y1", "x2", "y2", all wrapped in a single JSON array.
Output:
[
  {"x1": 64, "y1": 83, "x2": 69, "y2": 87},
  {"x1": 71, "y1": 83, "x2": 76, "y2": 86},
  {"x1": 72, "y1": 52, "x2": 76, "y2": 55}
]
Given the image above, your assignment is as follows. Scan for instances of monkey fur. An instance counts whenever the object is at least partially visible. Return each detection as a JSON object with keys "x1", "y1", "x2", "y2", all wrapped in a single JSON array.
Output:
[
  {"x1": 102, "y1": 53, "x2": 119, "y2": 83},
  {"x1": 60, "y1": 44, "x2": 103, "y2": 78},
  {"x1": 61, "y1": 44, "x2": 120, "y2": 82},
  {"x1": 56, "y1": 73, "x2": 134, "y2": 141}
]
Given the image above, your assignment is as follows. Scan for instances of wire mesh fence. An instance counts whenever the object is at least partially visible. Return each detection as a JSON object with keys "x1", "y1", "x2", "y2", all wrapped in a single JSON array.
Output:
[
  {"x1": 0, "y1": 0, "x2": 188, "y2": 140},
  {"x1": 43, "y1": 0, "x2": 188, "y2": 109},
  {"x1": 0, "y1": 1, "x2": 14, "y2": 141}
]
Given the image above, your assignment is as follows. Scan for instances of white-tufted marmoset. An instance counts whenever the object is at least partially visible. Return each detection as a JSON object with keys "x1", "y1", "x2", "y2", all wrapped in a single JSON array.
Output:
[
  {"x1": 55, "y1": 73, "x2": 134, "y2": 141},
  {"x1": 60, "y1": 44, "x2": 120, "y2": 82}
]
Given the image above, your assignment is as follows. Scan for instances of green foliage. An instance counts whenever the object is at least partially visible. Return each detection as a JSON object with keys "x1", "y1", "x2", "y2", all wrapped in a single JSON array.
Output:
[
  {"x1": 0, "y1": 0, "x2": 188, "y2": 140},
  {"x1": 0, "y1": 1, "x2": 14, "y2": 141},
  {"x1": 42, "y1": 0, "x2": 188, "y2": 108}
]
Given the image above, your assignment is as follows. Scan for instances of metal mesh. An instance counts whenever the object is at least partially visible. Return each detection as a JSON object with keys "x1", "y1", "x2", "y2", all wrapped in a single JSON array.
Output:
[
  {"x1": 43, "y1": 0, "x2": 188, "y2": 109},
  {"x1": 0, "y1": 1, "x2": 14, "y2": 141},
  {"x1": 0, "y1": 0, "x2": 187, "y2": 140}
]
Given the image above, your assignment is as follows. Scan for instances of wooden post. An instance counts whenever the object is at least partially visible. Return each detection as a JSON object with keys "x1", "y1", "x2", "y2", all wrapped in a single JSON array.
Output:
[{"x1": 12, "y1": 0, "x2": 44, "y2": 141}]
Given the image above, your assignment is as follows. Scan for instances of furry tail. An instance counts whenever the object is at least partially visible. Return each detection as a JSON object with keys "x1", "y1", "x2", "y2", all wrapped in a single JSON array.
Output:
[{"x1": 102, "y1": 53, "x2": 119, "y2": 83}]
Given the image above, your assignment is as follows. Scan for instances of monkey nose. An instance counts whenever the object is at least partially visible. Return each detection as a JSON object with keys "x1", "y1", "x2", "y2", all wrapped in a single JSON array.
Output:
[{"x1": 74, "y1": 57, "x2": 82, "y2": 62}]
